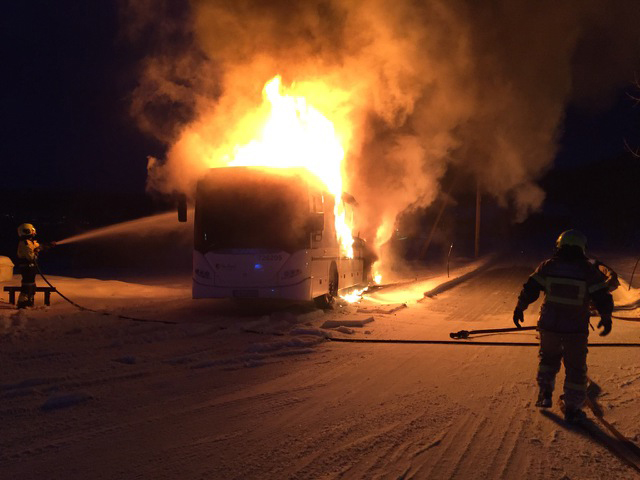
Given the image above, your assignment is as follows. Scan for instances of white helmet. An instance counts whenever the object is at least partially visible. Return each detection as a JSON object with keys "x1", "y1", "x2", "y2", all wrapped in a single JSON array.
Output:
[{"x1": 17, "y1": 223, "x2": 36, "y2": 237}]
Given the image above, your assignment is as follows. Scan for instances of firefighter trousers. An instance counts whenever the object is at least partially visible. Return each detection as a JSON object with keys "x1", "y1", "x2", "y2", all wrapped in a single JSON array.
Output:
[
  {"x1": 537, "y1": 329, "x2": 588, "y2": 409},
  {"x1": 18, "y1": 264, "x2": 37, "y2": 308}
]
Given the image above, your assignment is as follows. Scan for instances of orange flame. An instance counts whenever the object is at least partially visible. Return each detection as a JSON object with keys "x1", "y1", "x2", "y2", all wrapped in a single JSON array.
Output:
[
  {"x1": 341, "y1": 286, "x2": 369, "y2": 303},
  {"x1": 219, "y1": 75, "x2": 355, "y2": 257}
]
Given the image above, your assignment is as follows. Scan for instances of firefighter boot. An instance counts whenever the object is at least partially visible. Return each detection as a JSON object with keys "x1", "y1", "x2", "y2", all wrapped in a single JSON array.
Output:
[
  {"x1": 535, "y1": 389, "x2": 553, "y2": 408},
  {"x1": 17, "y1": 292, "x2": 30, "y2": 309},
  {"x1": 559, "y1": 395, "x2": 586, "y2": 424},
  {"x1": 564, "y1": 408, "x2": 587, "y2": 424}
]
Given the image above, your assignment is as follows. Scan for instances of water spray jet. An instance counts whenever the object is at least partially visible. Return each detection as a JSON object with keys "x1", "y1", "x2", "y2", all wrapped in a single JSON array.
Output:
[{"x1": 55, "y1": 211, "x2": 192, "y2": 246}]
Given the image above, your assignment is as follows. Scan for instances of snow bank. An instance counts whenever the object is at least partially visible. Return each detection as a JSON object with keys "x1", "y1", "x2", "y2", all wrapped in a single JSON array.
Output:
[
  {"x1": 364, "y1": 256, "x2": 496, "y2": 305},
  {"x1": 0, "y1": 256, "x2": 14, "y2": 282},
  {"x1": 2, "y1": 273, "x2": 188, "y2": 302}
]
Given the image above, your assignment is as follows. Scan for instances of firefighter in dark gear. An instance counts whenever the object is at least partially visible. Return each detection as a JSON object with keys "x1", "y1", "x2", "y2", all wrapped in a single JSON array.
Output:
[
  {"x1": 16, "y1": 223, "x2": 55, "y2": 308},
  {"x1": 513, "y1": 229, "x2": 613, "y2": 423}
]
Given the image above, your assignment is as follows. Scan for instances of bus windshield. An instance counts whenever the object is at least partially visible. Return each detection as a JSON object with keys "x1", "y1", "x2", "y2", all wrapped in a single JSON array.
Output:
[{"x1": 195, "y1": 169, "x2": 315, "y2": 253}]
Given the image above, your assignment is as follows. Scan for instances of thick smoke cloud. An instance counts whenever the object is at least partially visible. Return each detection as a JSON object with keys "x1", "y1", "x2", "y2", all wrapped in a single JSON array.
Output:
[{"x1": 122, "y1": 0, "x2": 640, "y2": 245}]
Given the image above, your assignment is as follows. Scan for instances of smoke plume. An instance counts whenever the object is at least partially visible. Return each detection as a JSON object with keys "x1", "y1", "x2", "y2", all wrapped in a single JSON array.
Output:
[{"x1": 122, "y1": 0, "x2": 640, "y2": 245}]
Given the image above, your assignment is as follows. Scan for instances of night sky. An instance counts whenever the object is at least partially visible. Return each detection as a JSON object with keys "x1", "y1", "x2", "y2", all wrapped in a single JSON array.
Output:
[
  {"x1": 1, "y1": 2, "x2": 162, "y2": 194},
  {"x1": 1, "y1": 2, "x2": 639, "y2": 246}
]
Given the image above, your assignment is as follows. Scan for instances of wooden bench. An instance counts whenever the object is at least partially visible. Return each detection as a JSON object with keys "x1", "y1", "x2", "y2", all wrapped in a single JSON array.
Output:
[{"x1": 4, "y1": 286, "x2": 57, "y2": 306}]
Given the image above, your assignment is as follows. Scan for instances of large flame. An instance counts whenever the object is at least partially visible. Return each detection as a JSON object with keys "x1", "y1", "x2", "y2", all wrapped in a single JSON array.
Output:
[{"x1": 216, "y1": 75, "x2": 355, "y2": 257}]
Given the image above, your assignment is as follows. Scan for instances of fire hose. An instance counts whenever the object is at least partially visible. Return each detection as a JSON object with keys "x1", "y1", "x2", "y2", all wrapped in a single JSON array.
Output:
[
  {"x1": 449, "y1": 312, "x2": 640, "y2": 339},
  {"x1": 586, "y1": 378, "x2": 640, "y2": 455},
  {"x1": 332, "y1": 308, "x2": 640, "y2": 346},
  {"x1": 35, "y1": 262, "x2": 178, "y2": 325},
  {"x1": 329, "y1": 337, "x2": 640, "y2": 347},
  {"x1": 449, "y1": 325, "x2": 537, "y2": 339}
]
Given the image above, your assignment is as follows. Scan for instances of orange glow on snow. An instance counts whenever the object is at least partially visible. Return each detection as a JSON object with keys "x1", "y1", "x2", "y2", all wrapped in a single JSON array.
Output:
[{"x1": 220, "y1": 76, "x2": 355, "y2": 257}]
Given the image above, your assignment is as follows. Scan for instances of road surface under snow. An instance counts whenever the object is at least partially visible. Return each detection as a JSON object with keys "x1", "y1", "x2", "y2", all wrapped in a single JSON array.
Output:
[{"x1": 1, "y1": 257, "x2": 639, "y2": 479}]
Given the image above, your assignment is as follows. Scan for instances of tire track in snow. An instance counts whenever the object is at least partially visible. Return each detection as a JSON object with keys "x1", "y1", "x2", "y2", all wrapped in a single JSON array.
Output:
[
  {"x1": 405, "y1": 384, "x2": 541, "y2": 479},
  {"x1": 210, "y1": 387, "x2": 464, "y2": 479},
  {"x1": 407, "y1": 410, "x2": 485, "y2": 478},
  {"x1": 490, "y1": 408, "x2": 528, "y2": 478},
  {"x1": 290, "y1": 394, "x2": 448, "y2": 478},
  {"x1": 345, "y1": 407, "x2": 453, "y2": 478},
  {"x1": 478, "y1": 384, "x2": 533, "y2": 478}
]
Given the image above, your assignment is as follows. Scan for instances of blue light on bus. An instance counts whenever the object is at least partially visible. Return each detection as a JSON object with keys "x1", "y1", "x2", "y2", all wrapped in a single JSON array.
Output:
[{"x1": 254, "y1": 263, "x2": 263, "y2": 270}]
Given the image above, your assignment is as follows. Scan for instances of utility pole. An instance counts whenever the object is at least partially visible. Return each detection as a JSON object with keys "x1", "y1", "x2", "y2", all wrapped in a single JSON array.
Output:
[
  {"x1": 475, "y1": 179, "x2": 481, "y2": 258},
  {"x1": 418, "y1": 177, "x2": 456, "y2": 260}
]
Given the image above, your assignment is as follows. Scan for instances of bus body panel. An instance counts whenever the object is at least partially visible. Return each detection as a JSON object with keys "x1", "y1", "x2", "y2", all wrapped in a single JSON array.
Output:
[
  {"x1": 309, "y1": 253, "x2": 334, "y2": 299},
  {"x1": 193, "y1": 249, "x2": 314, "y2": 300},
  {"x1": 193, "y1": 248, "x2": 364, "y2": 301},
  {"x1": 338, "y1": 256, "x2": 366, "y2": 288},
  {"x1": 204, "y1": 251, "x2": 290, "y2": 287}
]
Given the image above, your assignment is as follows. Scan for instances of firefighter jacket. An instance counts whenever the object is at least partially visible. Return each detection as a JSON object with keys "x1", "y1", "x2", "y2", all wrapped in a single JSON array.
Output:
[
  {"x1": 17, "y1": 238, "x2": 40, "y2": 264},
  {"x1": 516, "y1": 249, "x2": 613, "y2": 334}
]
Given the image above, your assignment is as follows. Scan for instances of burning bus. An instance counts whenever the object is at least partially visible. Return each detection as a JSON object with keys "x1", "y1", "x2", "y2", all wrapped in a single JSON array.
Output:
[{"x1": 184, "y1": 166, "x2": 369, "y2": 305}]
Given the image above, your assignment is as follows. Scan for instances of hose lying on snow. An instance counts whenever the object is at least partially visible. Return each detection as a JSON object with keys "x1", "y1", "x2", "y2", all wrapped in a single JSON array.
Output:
[
  {"x1": 329, "y1": 337, "x2": 640, "y2": 347},
  {"x1": 35, "y1": 263, "x2": 178, "y2": 325},
  {"x1": 612, "y1": 315, "x2": 640, "y2": 321},
  {"x1": 31, "y1": 263, "x2": 640, "y2": 332}
]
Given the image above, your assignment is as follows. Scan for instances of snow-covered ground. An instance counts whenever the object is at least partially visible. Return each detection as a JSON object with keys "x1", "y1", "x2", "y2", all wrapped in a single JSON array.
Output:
[{"x1": 1, "y1": 257, "x2": 639, "y2": 479}]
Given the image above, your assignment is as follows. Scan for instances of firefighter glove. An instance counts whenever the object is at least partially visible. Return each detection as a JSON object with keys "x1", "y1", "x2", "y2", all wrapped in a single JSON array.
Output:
[
  {"x1": 597, "y1": 316, "x2": 612, "y2": 337},
  {"x1": 513, "y1": 307, "x2": 524, "y2": 328}
]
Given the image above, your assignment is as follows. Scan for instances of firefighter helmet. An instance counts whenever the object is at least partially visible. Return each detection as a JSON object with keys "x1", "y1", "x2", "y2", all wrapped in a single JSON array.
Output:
[
  {"x1": 556, "y1": 229, "x2": 587, "y2": 253},
  {"x1": 17, "y1": 223, "x2": 36, "y2": 237}
]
